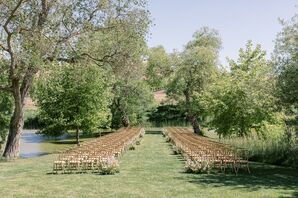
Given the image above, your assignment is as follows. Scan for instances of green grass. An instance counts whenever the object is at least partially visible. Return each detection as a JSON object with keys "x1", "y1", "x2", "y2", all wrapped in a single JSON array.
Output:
[{"x1": 0, "y1": 134, "x2": 297, "y2": 198}]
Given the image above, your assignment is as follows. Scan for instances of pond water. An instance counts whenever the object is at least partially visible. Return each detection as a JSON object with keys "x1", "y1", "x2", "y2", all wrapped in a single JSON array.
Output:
[{"x1": 20, "y1": 130, "x2": 67, "y2": 158}]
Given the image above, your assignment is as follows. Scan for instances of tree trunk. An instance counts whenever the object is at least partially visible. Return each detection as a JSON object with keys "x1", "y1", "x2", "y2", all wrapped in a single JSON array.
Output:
[
  {"x1": 76, "y1": 127, "x2": 80, "y2": 146},
  {"x1": 3, "y1": 91, "x2": 24, "y2": 158},
  {"x1": 189, "y1": 115, "x2": 203, "y2": 136},
  {"x1": 122, "y1": 114, "x2": 130, "y2": 127},
  {"x1": 183, "y1": 87, "x2": 203, "y2": 136}
]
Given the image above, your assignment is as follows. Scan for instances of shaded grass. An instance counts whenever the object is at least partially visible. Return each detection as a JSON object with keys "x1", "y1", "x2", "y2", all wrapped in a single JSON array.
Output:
[{"x1": 0, "y1": 134, "x2": 297, "y2": 198}]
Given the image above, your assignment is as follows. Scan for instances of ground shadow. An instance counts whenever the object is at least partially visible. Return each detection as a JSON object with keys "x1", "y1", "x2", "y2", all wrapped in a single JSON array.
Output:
[
  {"x1": 20, "y1": 152, "x2": 49, "y2": 158},
  {"x1": 49, "y1": 140, "x2": 79, "y2": 145},
  {"x1": 175, "y1": 162, "x2": 298, "y2": 193}
]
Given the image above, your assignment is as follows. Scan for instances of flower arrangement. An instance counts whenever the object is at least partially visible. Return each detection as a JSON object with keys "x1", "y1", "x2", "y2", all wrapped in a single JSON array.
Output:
[
  {"x1": 99, "y1": 156, "x2": 120, "y2": 175},
  {"x1": 185, "y1": 159, "x2": 211, "y2": 174}
]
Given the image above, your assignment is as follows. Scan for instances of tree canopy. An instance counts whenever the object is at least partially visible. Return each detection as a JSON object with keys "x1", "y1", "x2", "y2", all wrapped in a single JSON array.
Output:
[
  {"x1": 200, "y1": 41, "x2": 277, "y2": 137},
  {"x1": 35, "y1": 63, "x2": 112, "y2": 144}
]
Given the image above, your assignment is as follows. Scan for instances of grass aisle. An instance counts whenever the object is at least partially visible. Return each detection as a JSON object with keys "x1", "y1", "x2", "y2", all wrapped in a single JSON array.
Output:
[{"x1": 0, "y1": 134, "x2": 297, "y2": 198}]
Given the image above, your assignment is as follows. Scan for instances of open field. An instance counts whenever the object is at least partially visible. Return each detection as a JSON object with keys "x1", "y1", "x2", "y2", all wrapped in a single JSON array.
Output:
[{"x1": 0, "y1": 133, "x2": 297, "y2": 198}]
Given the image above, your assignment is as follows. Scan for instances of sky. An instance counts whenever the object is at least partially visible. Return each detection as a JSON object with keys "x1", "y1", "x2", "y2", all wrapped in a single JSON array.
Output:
[{"x1": 147, "y1": 0, "x2": 297, "y2": 66}]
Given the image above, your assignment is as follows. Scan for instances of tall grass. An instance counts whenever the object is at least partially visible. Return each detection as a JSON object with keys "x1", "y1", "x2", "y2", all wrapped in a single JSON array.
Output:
[{"x1": 217, "y1": 133, "x2": 298, "y2": 168}]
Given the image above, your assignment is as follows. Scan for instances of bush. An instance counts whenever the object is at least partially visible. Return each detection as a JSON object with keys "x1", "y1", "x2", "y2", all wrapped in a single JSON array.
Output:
[
  {"x1": 148, "y1": 104, "x2": 189, "y2": 127},
  {"x1": 99, "y1": 157, "x2": 119, "y2": 175}
]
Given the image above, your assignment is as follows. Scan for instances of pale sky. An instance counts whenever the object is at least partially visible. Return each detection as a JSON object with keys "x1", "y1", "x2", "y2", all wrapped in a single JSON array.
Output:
[{"x1": 147, "y1": 0, "x2": 297, "y2": 66}]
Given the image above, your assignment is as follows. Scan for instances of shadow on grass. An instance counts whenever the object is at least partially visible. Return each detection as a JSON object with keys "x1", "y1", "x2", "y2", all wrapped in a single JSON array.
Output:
[
  {"x1": 49, "y1": 140, "x2": 79, "y2": 145},
  {"x1": 175, "y1": 162, "x2": 298, "y2": 193},
  {"x1": 20, "y1": 152, "x2": 49, "y2": 158},
  {"x1": 290, "y1": 191, "x2": 298, "y2": 198}
]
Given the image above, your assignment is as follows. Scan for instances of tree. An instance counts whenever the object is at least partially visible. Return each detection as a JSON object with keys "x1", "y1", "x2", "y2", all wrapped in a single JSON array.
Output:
[
  {"x1": 35, "y1": 63, "x2": 112, "y2": 145},
  {"x1": 167, "y1": 27, "x2": 221, "y2": 135},
  {"x1": 274, "y1": 14, "x2": 298, "y2": 115},
  {"x1": 70, "y1": 3, "x2": 152, "y2": 129},
  {"x1": 201, "y1": 41, "x2": 277, "y2": 137},
  {"x1": 145, "y1": 46, "x2": 173, "y2": 90},
  {"x1": 0, "y1": 0, "x2": 150, "y2": 158}
]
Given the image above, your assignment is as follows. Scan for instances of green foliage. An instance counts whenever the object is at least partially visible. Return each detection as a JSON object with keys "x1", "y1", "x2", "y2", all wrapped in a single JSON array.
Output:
[
  {"x1": 35, "y1": 63, "x2": 112, "y2": 136},
  {"x1": 168, "y1": 27, "x2": 221, "y2": 101},
  {"x1": 148, "y1": 104, "x2": 187, "y2": 126},
  {"x1": 274, "y1": 14, "x2": 298, "y2": 132},
  {"x1": 74, "y1": 2, "x2": 153, "y2": 129},
  {"x1": 0, "y1": 64, "x2": 13, "y2": 150},
  {"x1": 0, "y1": 91, "x2": 12, "y2": 149},
  {"x1": 146, "y1": 46, "x2": 173, "y2": 90},
  {"x1": 200, "y1": 41, "x2": 277, "y2": 137},
  {"x1": 111, "y1": 79, "x2": 154, "y2": 128}
]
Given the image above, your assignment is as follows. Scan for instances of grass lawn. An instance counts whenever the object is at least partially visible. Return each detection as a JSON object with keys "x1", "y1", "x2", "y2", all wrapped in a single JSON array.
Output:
[{"x1": 0, "y1": 133, "x2": 297, "y2": 198}]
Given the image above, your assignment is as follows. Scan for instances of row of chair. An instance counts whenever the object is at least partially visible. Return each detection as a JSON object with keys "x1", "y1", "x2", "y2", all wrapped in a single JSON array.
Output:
[
  {"x1": 52, "y1": 127, "x2": 145, "y2": 174},
  {"x1": 164, "y1": 127, "x2": 250, "y2": 174}
]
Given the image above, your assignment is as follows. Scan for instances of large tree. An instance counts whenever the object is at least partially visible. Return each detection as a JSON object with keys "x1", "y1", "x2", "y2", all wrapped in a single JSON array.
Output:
[
  {"x1": 167, "y1": 27, "x2": 221, "y2": 135},
  {"x1": 0, "y1": 0, "x2": 150, "y2": 158},
  {"x1": 200, "y1": 41, "x2": 277, "y2": 137},
  {"x1": 35, "y1": 63, "x2": 112, "y2": 145}
]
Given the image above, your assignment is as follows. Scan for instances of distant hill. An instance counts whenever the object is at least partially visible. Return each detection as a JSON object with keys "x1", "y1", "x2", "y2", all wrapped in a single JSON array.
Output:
[
  {"x1": 153, "y1": 90, "x2": 167, "y2": 104},
  {"x1": 24, "y1": 97, "x2": 37, "y2": 110}
]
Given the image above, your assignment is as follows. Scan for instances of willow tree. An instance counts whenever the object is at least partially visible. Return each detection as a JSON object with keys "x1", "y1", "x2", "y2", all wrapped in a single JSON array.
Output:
[
  {"x1": 167, "y1": 27, "x2": 221, "y2": 135},
  {"x1": 0, "y1": 0, "x2": 150, "y2": 158}
]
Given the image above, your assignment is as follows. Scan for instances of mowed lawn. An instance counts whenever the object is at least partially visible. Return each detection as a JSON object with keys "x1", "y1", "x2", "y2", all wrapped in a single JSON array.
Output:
[{"x1": 0, "y1": 134, "x2": 297, "y2": 198}]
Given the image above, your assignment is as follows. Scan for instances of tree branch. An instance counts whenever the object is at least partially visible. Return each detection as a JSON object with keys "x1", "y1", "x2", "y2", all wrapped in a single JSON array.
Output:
[
  {"x1": 3, "y1": 0, "x2": 24, "y2": 34},
  {"x1": 0, "y1": 43, "x2": 8, "y2": 51},
  {"x1": 20, "y1": 66, "x2": 37, "y2": 101},
  {"x1": 3, "y1": 0, "x2": 24, "y2": 76}
]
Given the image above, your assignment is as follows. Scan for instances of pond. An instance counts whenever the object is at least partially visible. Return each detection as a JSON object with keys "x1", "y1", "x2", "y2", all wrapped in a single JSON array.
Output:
[{"x1": 20, "y1": 130, "x2": 68, "y2": 158}]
